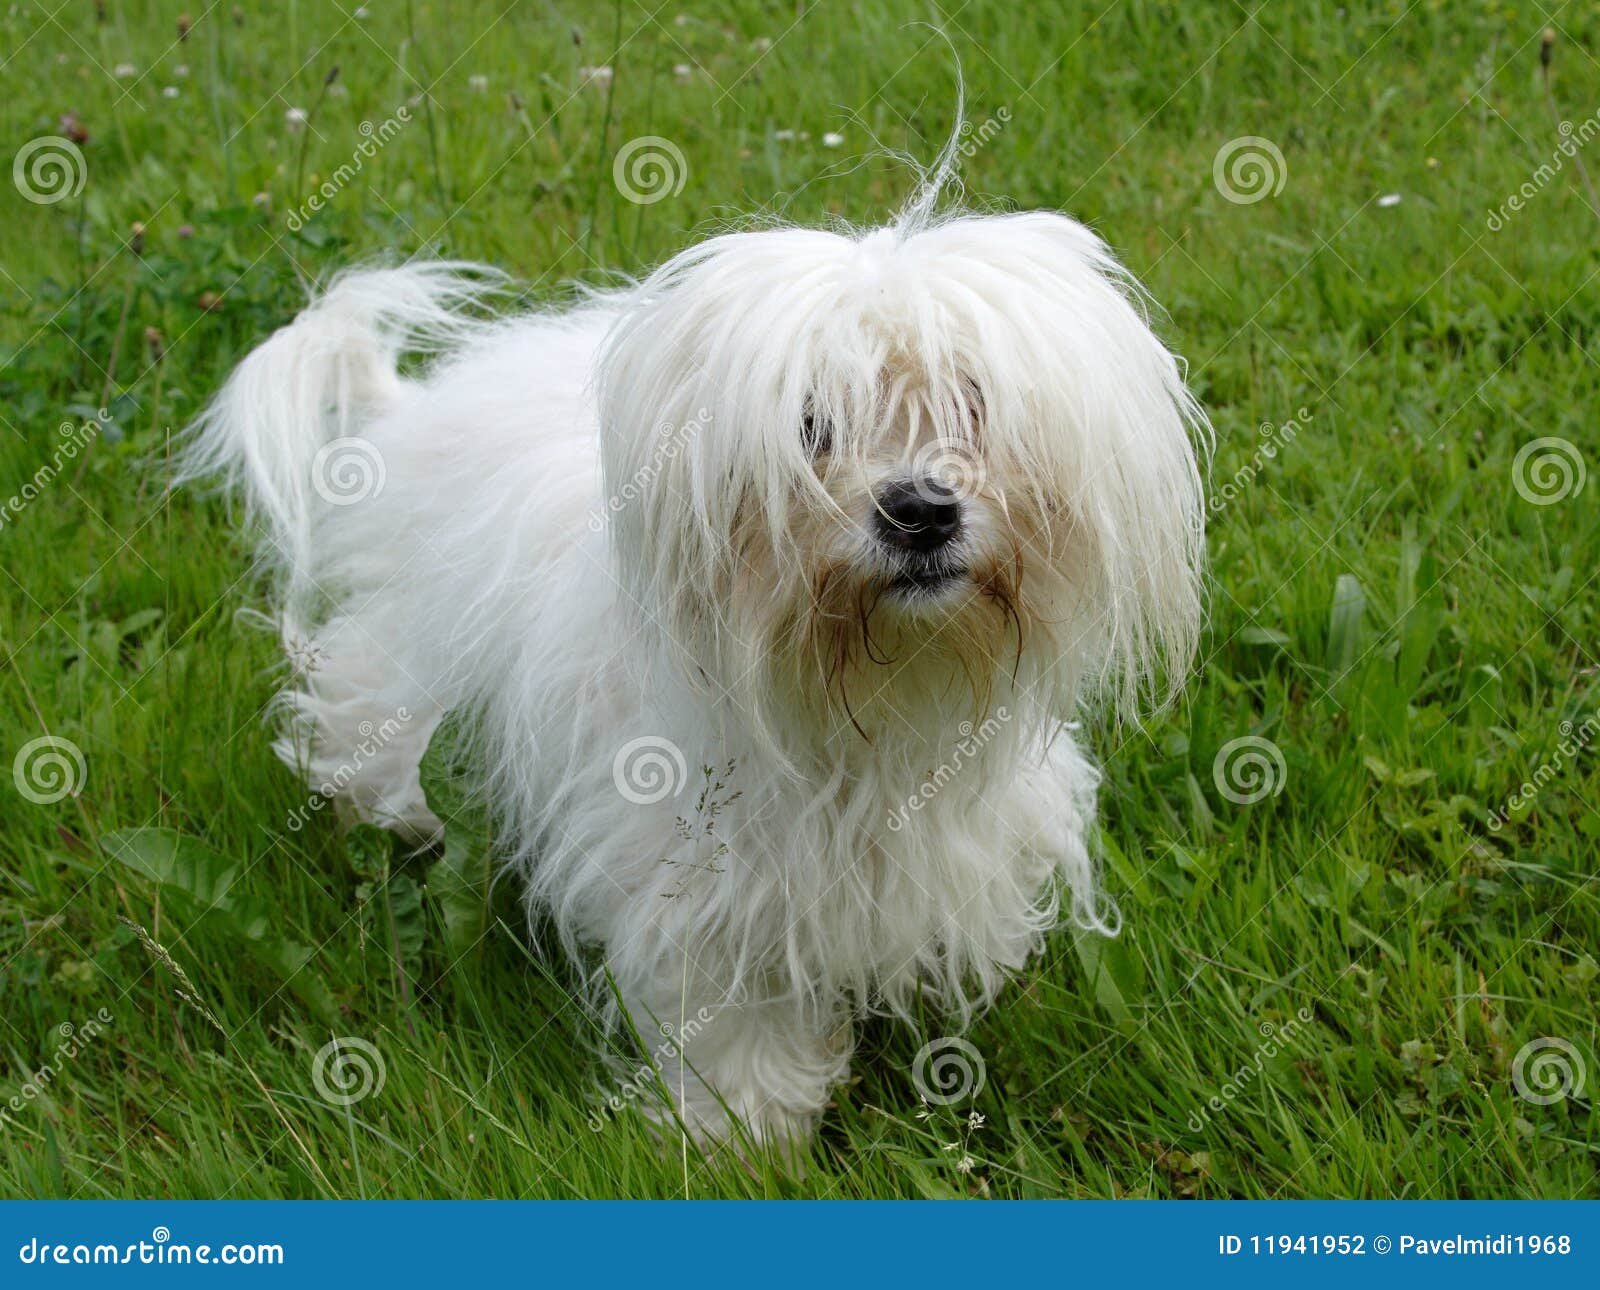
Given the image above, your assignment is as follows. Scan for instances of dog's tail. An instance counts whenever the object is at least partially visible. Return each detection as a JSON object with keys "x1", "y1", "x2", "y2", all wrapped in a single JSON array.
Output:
[{"x1": 181, "y1": 262, "x2": 502, "y2": 612}]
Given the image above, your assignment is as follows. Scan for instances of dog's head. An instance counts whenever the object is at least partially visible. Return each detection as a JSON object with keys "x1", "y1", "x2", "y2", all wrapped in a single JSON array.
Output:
[{"x1": 598, "y1": 210, "x2": 1208, "y2": 744}]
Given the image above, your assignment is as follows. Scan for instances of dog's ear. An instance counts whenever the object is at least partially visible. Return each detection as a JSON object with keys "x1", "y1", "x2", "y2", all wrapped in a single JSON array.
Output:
[
  {"x1": 593, "y1": 228, "x2": 858, "y2": 687},
  {"x1": 591, "y1": 256, "x2": 763, "y2": 696}
]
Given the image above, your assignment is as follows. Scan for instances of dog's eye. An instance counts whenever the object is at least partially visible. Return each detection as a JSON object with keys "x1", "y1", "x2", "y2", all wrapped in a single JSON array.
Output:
[
  {"x1": 960, "y1": 377, "x2": 985, "y2": 433},
  {"x1": 801, "y1": 408, "x2": 832, "y2": 457}
]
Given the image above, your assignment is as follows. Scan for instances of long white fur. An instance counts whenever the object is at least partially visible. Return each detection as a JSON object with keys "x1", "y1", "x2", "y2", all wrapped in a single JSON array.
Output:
[{"x1": 185, "y1": 199, "x2": 1208, "y2": 1146}]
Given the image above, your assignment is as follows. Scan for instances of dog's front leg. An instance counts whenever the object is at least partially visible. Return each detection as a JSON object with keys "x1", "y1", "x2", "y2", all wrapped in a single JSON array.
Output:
[{"x1": 613, "y1": 967, "x2": 853, "y2": 1153}]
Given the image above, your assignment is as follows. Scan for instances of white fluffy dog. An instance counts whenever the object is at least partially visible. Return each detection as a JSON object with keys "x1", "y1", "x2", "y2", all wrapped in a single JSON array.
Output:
[{"x1": 188, "y1": 185, "x2": 1208, "y2": 1148}]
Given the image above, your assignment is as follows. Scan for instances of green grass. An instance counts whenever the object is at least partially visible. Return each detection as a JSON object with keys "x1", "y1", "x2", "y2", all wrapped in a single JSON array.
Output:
[{"x1": 2, "y1": 0, "x2": 1598, "y2": 1199}]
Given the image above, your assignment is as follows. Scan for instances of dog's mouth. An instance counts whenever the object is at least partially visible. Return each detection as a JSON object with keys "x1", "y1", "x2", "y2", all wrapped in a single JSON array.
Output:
[{"x1": 885, "y1": 559, "x2": 969, "y2": 601}]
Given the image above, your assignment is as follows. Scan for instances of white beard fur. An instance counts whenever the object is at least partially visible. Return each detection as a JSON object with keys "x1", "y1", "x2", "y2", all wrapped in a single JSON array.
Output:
[{"x1": 184, "y1": 201, "x2": 1208, "y2": 1149}]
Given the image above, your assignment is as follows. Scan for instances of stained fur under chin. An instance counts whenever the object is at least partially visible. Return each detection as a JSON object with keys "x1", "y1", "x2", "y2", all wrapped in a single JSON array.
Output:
[{"x1": 186, "y1": 205, "x2": 1204, "y2": 1146}]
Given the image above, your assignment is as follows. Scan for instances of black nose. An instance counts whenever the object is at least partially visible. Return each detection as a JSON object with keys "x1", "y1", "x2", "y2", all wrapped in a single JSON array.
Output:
[{"x1": 874, "y1": 478, "x2": 962, "y2": 554}]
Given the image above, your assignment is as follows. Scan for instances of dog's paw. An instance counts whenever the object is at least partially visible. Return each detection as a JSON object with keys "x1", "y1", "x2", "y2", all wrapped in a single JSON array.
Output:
[{"x1": 635, "y1": 1085, "x2": 819, "y2": 1167}]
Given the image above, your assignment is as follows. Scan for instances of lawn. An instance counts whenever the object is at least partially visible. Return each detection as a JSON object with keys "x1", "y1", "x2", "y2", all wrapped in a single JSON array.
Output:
[{"x1": 1, "y1": 0, "x2": 1597, "y2": 1199}]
